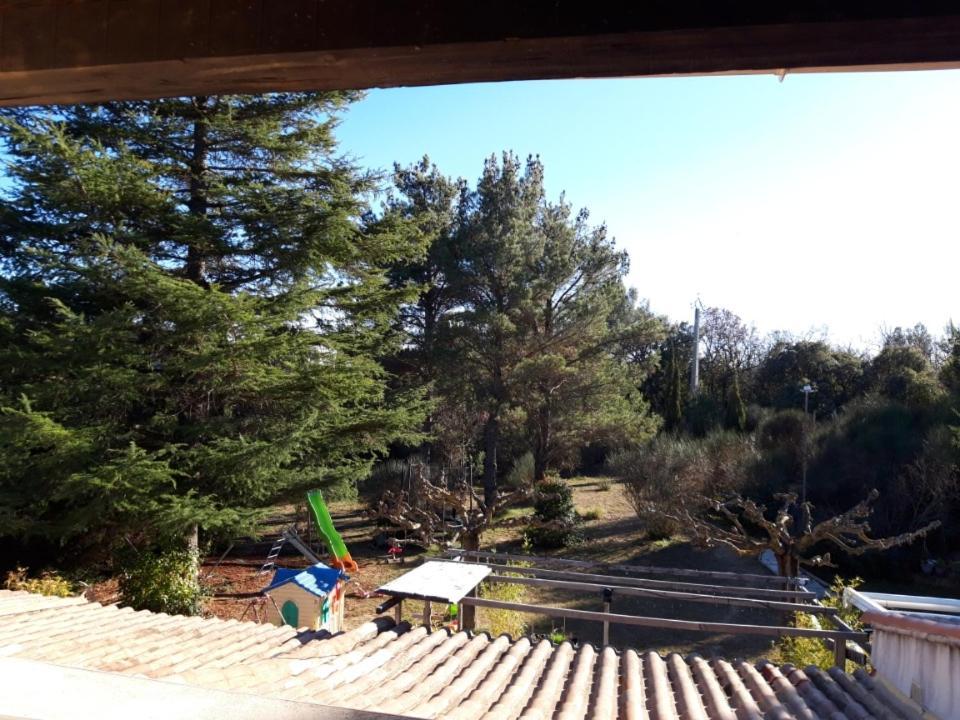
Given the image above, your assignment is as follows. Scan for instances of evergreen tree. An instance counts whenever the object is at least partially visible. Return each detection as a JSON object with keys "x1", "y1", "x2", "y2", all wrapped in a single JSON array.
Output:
[
  {"x1": 727, "y1": 369, "x2": 748, "y2": 432},
  {"x1": 0, "y1": 95, "x2": 425, "y2": 555},
  {"x1": 388, "y1": 153, "x2": 662, "y2": 495},
  {"x1": 640, "y1": 322, "x2": 694, "y2": 430},
  {"x1": 452, "y1": 153, "x2": 544, "y2": 504},
  {"x1": 381, "y1": 157, "x2": 470, "y2": 462},
  {"x1": 517, "y1": 196, "x2": 661, "y2": 480},
  {"x1": 664, "y1": 341, "x2": 684, "y2": 430}
]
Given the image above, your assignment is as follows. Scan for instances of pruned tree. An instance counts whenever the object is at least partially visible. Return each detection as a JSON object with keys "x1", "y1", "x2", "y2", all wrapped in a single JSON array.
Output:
[
  {"x1": 371, "y1": 462, "x2": 530, "y2": 553},
  {"x1": 673, "y1": 490, "x2": 940, "y2": 577},
  {"x1": 371, "y1": 461, "x2": 538, "y2": 629}
]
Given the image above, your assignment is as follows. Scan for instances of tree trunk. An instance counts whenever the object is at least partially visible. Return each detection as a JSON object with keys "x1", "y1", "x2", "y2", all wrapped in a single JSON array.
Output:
[
  {"x1": 534, "y1": 299, "x2": 553, "y2": 482},
  {"x1": 185, "y1": 523, "x2": 200, "y2": 554},
  {"x1": 775, "y1": 551, "x2": 800, "y2": 578},
  {"x1": 459, "y1": 529, "x2": 481, "y2": 631},
  {"x1": 533, "y1": 403, "x2": 550, "y2": 482},
  {"x1": 185, "y1": 96, "x2": 210, "y2": 286},
  {"x1": 420, "y1": 291, "x2": 438, "y2": 462},
  {"x1": 482, "y1": 415, "x2": 499, "y2": 509},
  {"x1": 182, "y1": 99, "x2": 207, "y2": 582}
]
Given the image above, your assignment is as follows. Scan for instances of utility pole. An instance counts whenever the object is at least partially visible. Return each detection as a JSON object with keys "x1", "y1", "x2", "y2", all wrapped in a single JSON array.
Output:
[{"x1": 689, "y1": 304, "x2": 701, "y2": 397}]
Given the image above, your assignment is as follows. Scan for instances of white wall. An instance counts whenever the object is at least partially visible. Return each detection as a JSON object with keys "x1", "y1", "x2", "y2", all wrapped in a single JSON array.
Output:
[{"x1": 873, "y1": 627, "x2": 960, "y2": 718}]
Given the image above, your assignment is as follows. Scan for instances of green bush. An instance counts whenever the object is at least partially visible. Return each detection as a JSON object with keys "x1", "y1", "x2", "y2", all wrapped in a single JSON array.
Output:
[
  {"x1": 118, "y1": 547, "x2": 203, "y2": 615},
  {"x1": 477, "y1": 562, "x2": 532, "y2": 638},
  {"x1": 609, "y1": 432, "x2": 756, "y2": 540},
  {"x1": 758, "y1": 409, "x2": 807, "y2": 451},
  {"x1": 4, "y1": 567, "x2": 74, "y2": 597},
  {"x1": 777, "y1": 577, "x2": 865, "y2": 672},
  {"x1": 533, "y1": 479, "x2": 576, "y2": 522},
  {"x1": 524, "y1": 479, "x2": 580, "y2": 548},
  {"x1": 579, "y1": 508, "x2": 602, "y2": 521},
  {"x1": 505, "y1": 452, "x2": 535, "y2": 490}
]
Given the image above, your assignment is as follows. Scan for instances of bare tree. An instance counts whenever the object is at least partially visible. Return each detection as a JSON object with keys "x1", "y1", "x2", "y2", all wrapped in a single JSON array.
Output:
[{"x1": 674, "y1": 490, "x2": 940, "y2": 577}]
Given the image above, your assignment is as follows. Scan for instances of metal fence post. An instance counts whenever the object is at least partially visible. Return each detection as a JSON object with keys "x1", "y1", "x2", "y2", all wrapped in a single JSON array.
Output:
[{"x1": 602, "y1": 587, "x2": 613, "y2": 646}]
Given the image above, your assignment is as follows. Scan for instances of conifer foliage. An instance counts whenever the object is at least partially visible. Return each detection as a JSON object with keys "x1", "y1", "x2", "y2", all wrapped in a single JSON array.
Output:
[
  {"x1": 386, "y1": 153, "x2": 662, "y2": 505},
  {"x1": 0, "y1": 94, "x2": 425, "y2": 553}
]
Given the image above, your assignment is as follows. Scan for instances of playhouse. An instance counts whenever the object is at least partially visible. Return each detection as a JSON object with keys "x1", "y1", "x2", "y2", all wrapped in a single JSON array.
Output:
[{"x1": 264, "y1": 563, "x2": 346, "y2": 632}]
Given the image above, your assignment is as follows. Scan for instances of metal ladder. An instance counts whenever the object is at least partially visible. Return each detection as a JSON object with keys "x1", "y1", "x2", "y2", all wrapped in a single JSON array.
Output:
[{"x1": 257, "y1": 536, "x2": 286, "y2": 577}]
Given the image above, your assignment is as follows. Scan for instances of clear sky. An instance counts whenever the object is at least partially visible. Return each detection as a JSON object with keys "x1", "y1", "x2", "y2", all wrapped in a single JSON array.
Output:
[{"x1": 336, "y1": 70, "x2": 960, "y2": 350}]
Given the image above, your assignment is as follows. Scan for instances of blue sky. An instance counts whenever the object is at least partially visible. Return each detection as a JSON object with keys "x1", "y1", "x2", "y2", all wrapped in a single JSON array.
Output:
[{"x1": 337, "y1": 70, "x2": 960, "y2": 349}]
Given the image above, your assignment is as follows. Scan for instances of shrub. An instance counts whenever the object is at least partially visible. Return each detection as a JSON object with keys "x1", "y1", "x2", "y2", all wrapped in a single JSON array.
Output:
[
  {"x1": 595, "y1": 478, "x2": 612, "y2": 492},
  {"x1": 118, "y1": 547, "x2": 203, "y2": 615},
  {"x1": 609, "y1": 432, "x2": 756, "y2": 540},
  {"x1": 758, "y1": 409, "x2": 806, "y2": 451},
  {"x1": 524, "y1": 479, "x2": 580, "y2": 548},
  {"x1": 579, "y1": 508, "x2": 602, "y2": 521},
  {"x1": 533, "y1": 479, "x2": 576, "y2": 522},
  {"x1": 777, "y1": 577, "x2": 865, "y2": 672},
  {"x1": 505, "y1": 452, "x2": 536, "y2": 490},
  {"x1": 744, "y1": 404, "x2": 769, "y2": 433},
  {"x1": 4, "y1": 567, "x2": 74, "y2": 597}
]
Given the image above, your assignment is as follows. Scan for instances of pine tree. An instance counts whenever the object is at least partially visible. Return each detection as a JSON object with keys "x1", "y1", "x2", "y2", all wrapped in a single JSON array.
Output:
[
  {"x1": 381, "y1": 157, "x2": 469, "y2": 462},
  {"x1": 518, "y1": 192, "x2": 662, "y2": 480},
  {"x1": 387, "y1": 153, "x2": 662, "y2": 493},
  {"x1": 452, "y1": 153, "x2": 545, "y2": 504},
  {"x1": 0, "y1": 95, "x2": 426, "y2": 555}
]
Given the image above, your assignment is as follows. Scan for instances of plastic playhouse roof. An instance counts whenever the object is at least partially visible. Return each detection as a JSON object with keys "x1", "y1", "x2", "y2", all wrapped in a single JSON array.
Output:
[{"x1": 266, "y1": 563, "x2": 344, "y2": 598}]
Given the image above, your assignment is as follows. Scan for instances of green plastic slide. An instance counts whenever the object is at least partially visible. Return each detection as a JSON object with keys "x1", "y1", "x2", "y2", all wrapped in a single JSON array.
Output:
[{"x1": 307, "y1": 489, "x2": 357, "y2": 572}]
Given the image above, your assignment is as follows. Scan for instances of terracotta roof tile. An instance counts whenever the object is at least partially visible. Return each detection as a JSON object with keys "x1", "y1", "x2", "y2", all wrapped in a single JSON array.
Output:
[
  {"x1": 862, "y1": 609, "x2": 960, "y2": 645},
  {"x1": 0, "y1": 589, "x2": 923, "y2": 719}
]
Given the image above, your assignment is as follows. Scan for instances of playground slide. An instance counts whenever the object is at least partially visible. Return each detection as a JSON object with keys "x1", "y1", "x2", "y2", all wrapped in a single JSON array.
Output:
[{"x1": 307, "y1": 490, "x2": 359, "y2": 573}]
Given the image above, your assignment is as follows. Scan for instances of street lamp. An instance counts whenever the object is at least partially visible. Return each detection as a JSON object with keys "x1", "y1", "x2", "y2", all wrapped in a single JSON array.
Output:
[{"x1": 799, "y1": 383, "x2": 816, "y2": 505}]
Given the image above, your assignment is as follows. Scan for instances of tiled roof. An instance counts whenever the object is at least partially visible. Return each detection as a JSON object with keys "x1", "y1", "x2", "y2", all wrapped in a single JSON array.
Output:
[
  {"x1": 0, "y1": 590, "x2": 921, "y2": 720},
  {"x1": 267, "y1": 563, "x2": 344, "y2": 597},
  {"x1": 863, "y1": 609, "x2": 960, "y2": 645}
]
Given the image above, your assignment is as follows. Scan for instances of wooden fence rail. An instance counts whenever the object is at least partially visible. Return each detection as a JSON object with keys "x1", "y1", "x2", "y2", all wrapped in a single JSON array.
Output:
[
  {"x1": 440, "y1": 558, "x2": 816, "y2": 601},
  {"x1": 485, "y1": 573, "x2": 836, "y2": 616},
  {"x1": 445, "y1": 548, "x2": 800, "y2": 588},
  {"x1": 460, "y1": 596, "x2": 868, "y2": 667}
]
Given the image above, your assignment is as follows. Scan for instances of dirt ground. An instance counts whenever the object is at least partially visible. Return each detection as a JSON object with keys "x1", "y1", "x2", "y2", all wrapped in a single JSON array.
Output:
[{"x1": 177, "y1": 477, "x2": 787, "y2": 661}]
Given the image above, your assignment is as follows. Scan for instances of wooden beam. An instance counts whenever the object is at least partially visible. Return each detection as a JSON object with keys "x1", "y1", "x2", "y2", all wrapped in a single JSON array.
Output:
[
  {"x1": 485, "y1": 574, "x2": 835, "y2": 616},
  {"x1": 843, "y1": 587, "x2": 889, "y2": 614},
  {"x1": 2, "y1": 2, "x2": 960, "y2": 106},
  {"x1": 859, "y1": 591, "x2": 960, "y2": 614},
  {"x1": 461, "y1": 597, "x2": 869, "y2": 643},
  {"x1": 442, "y1": 559, "x2": 817, "y2": 600}
]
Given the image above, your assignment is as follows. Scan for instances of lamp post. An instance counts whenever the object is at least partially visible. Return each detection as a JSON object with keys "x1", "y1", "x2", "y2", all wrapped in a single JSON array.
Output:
[{"x1": 800, "y1": 383, "x2": 816, "y2": 504}]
